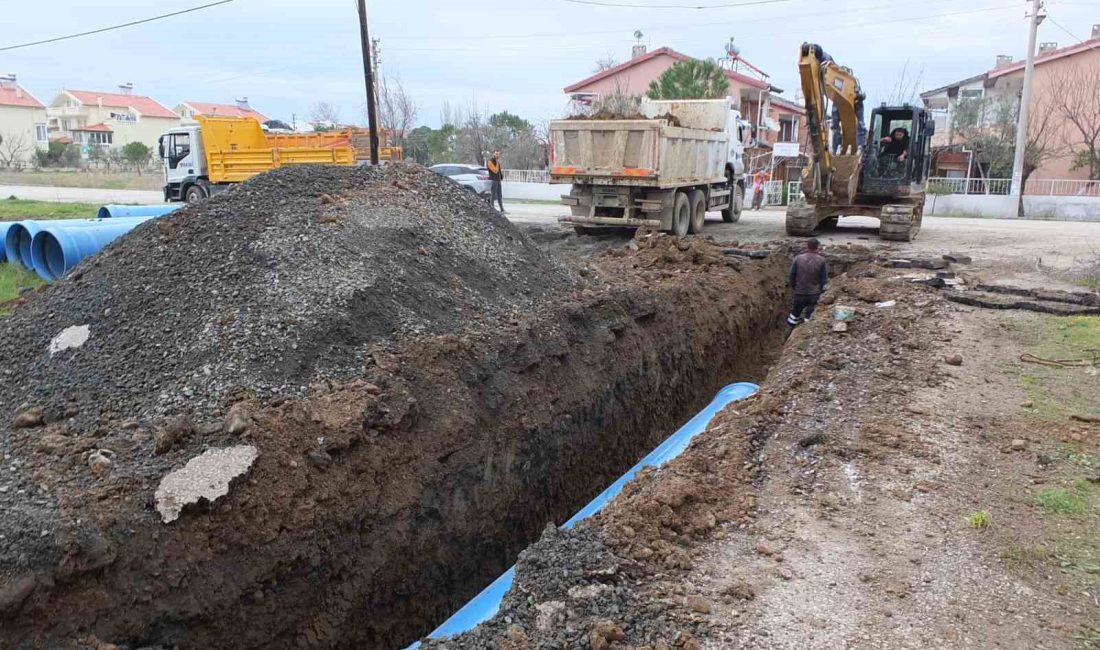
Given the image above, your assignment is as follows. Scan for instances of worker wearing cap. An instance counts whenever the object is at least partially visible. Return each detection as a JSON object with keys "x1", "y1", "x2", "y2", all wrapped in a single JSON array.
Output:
[
  {"x1": 486, "y1": 150, "x2": 505, "y2": 214},
  {"x1": 787, "y1": 238, "x2": 828, "y2": 326}
]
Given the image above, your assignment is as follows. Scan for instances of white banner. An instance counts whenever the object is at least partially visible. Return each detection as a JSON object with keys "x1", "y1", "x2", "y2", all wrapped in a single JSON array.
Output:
[{"x1": 772, "y1": 142, "x2": 800, "y2": 158}]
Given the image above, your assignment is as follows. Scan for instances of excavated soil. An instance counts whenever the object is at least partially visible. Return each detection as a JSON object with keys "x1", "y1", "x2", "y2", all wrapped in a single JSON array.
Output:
[{"x1": 0, "y1": 165, "x2": 791, "y2": 649}]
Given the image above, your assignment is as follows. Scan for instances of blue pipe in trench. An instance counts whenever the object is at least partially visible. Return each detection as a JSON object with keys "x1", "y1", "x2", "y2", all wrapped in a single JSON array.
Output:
[{"x1": 406, "y1": 381, "x2": 759, "y2": 649}]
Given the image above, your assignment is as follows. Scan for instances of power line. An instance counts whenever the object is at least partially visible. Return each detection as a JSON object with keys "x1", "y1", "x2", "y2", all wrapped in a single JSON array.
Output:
[
  {"x1": 1046, "y1": 15, "x2": 1099, "y2": 48},
  {"x1": 560, "y1": 0, "x2": 791, "y2": 8},
  {"x1": 0, "y1": 0, "x2": 235, "y2": 52}
]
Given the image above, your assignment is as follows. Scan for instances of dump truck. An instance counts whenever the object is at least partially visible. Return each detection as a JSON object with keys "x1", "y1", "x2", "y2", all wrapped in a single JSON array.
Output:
[
  {"x1": 159, "y1": 116, "x2": 403, "y2": 203},
  {"x1": 549, "y1": 98, "x2": 746, "y2": 236}
]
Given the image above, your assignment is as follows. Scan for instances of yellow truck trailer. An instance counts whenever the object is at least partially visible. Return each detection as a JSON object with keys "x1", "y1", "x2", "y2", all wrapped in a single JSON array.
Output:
[{"x1": 159, "y1": 116, "x2": 401, "y2": 203}]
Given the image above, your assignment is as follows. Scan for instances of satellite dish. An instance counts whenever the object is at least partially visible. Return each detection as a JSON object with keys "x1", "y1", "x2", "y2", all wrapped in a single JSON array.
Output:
[{"x1": 634, "y1": 30, "x2": 644, "y2": 40}]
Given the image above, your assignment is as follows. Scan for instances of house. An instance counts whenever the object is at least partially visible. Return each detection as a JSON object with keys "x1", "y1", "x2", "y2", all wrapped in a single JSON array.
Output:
[
  {"x1": 0, "y1": 74, "x2": 48, "y2": 166},
  {"x1": 921, "y1": 24, "x2": 1100, "y2": 183},
  {"x1": 46, "y1": 84, "x2": 180, "y2": 153},
  {"x1": 174, "y1": 98, "x2": 269, "y2": 124},
  {"x1": 563, "y1": 44, "x2": 807, "y2": 179}
]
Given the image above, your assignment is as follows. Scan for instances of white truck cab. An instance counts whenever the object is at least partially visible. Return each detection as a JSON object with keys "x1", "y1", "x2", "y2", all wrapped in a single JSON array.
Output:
[{"x1": 159, "y1": 125, "x2": 210, "y2": 203}]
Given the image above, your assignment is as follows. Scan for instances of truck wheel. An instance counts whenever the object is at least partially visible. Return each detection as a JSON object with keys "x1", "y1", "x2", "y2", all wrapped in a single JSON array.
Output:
[
  {"x1": 722, "y1": 184, "x2": 743, "y2": 223},
  {"x1": 671, "y1": 192, "x2": 690, "y2": 237},
  {"x1": 184, "y1": 185, "x2": 207, "y2": 204},
  {"x1": 688, "y1": 189, "x2": 706, "y2": 234}
]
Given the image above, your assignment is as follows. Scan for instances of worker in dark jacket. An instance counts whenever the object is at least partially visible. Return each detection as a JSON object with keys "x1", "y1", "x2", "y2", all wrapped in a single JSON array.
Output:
[
  {"x1": 486, "y1": 150, "x2": 505, "y2": 213},
  {"x1": 787, "y1": 238, "x2": 828, "y2": 326}
]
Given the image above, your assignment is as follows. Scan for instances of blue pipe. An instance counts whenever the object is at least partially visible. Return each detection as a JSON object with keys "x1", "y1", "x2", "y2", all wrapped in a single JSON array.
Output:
[
  {"x1": 0, "y1": 221, "x2": 16, "y2": 263},
  {"x1": 30, "y1": 219, "x2": 152, "y2": 281},
  {"x1": 407, "y1": 381, "x2": 759, "y2": 649},
  {"x1": 4, "y1": 218, "x2": 148, "y2": 269},
  {"x1": 96, "y1": 204, "x2": 179, "y2": 219}
]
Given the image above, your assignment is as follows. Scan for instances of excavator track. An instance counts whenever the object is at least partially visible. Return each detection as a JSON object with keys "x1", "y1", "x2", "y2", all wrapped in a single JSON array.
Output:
[{"x1": 879, "y1": 204, "x2": 923, "y2": 242}]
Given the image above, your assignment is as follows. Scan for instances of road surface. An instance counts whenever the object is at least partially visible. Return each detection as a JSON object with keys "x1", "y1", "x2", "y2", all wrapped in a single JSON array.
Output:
[{"x1": 1, "y1": 184, "x2": 162, "y2": 205}]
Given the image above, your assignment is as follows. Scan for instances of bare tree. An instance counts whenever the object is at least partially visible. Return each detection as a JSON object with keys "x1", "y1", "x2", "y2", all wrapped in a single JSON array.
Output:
[
  {"x1": 310, "y1": 101, "x2": 341, "y2": 127},
  {"x1": 0, "y1": 132, "x2": 32, "y2": 168},
  {"x1": 886, "y1": 61, "x2": 925, "y2": 105},
  {"x1": 1048, "y1": 64, "x2": 1100, "y2": 180},
  {"x1": 371, "y1": 75, "x2": 419, "y2": 144},
  {"x1": 594, "y1": 53, "x2": 618, "y2": 73}
]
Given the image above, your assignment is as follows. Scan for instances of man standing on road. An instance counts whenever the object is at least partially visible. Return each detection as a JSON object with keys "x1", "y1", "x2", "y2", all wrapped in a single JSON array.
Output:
[
  {"x1": 787, "y1": 238, "x2": 828, "y2": 326},
  {"x1": 487, "y1": 150, "x2": 505, "y2": 214},
  {"x1": 751, "y1": 168, "x2": 770, "y2": 210}
]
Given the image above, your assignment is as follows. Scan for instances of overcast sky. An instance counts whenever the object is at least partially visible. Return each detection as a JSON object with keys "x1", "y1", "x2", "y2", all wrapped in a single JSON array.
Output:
[{"x1": 4, "y1": 0, "x2": 1097, "y2": 128}]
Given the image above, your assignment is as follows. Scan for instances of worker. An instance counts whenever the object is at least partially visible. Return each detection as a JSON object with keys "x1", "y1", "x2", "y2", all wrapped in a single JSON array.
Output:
[
  {"x1": 751, "y1": 168, "x2": 770, "y2": 210},
  {"x1": 879, "y1": 127, "x2": 910, "y2": 161},
  {"x1": 486, "y1": 150, "x2": 505, "y2": 213},
  {"x1": 787, "y1": 238, "x2": 828, "y2": 326}
]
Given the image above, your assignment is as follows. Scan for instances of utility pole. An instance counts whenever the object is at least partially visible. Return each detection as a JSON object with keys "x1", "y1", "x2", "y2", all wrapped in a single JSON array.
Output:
[
  {"x1": 1010, "y1": 0, "x2": 1044, "y2": 197},
  {"x1": 357, "y1": 0, "x2": 380, "y2": 165}
]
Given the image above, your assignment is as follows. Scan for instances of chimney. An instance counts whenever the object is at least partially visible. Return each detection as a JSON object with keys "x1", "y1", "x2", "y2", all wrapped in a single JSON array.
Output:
[
  {"x1": 235, "y1": 96, "x2": 250, "y2": 110},
  {"x1": 0, "y1": 73, "x2": 15, "y2": 89},
  {"x1": 1038, "y1": 42, "x2": 1058, "y2": 55},
  {"x1": 632, "y1": 44, "x2": 647, "y2": 59},
  {"x1": 1092, "y1": 24, "x2": 1099, "y2": 39},
  {"x1": 119, "y1": 82, "x2": 133, "y2": 95},
  {"x1": 994, "y1": 55, "x2": 1013, "y2": 68}
]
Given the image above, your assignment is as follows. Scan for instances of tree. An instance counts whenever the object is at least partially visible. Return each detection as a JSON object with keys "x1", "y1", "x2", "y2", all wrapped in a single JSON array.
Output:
[
  {"x1": 62, "y1": 143, "x2": 82, "y2": 168},
  {"x1": 1047, "y1": 64, "x2": 1100, "y2": 180},
  {"x1": 594, "y1": 53, "x2": 618, "y2": 73},
  {"x1": 86, "y1": 143, "x2": 106, "y2": 169},
  {"x1": 0, "y1": 132, "x2": 32, "y2": 168},
  {"x1": 122, "y1": 142, "x2": 151, "y2": 175},
  {"x1": 488, "y1": 111, "x2": 532, "y2": 135},
  {"x1": 373, "y1": 75, "x2": 419, "y2": 146},
  {"x1": 310, "y1": 101, "x2": 341, "y2": 128},
  {"x1": 647, "y1": 60, "x2": 730, "y2": 100},
  {"x1": 885, "y1": 61, "x2": 925, "y2": 105}
]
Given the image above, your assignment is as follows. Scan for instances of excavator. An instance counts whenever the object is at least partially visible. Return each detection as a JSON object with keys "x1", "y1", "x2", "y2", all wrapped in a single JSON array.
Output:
[{"x1": 786, "y1": 43, "x2": 935, "y2": 241}]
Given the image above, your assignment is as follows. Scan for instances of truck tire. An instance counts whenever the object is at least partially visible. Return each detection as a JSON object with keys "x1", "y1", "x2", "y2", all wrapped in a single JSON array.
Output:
[
  {"x1": 722, "y1": 184, "x2": 743, "y2": 223},
  {"x1": 879, "y1": 204, "x2": 922, "y2": 242},
  {"x1": 671, "y1": 191, "x2": 691, "y2": 237},
  {"x1": 184, "y1": 184, "x2": 207, "y2": 204},
  {"x1": 688, "y1": 189, "x2": 706, "y2": 234}
]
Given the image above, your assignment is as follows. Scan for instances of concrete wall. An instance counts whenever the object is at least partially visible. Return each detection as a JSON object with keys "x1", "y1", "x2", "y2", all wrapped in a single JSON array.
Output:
[
  {"x1": 503, "y1": 181, "x2": 566, "y2": 202},
  {"x1": 924, "y1": 193, "x2": 1100, "y2": 221}
]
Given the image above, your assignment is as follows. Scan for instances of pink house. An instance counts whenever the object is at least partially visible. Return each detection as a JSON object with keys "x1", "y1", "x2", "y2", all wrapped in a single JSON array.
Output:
[{"x1": 563, "y1": 46, "x2": 806, "y2": 153}]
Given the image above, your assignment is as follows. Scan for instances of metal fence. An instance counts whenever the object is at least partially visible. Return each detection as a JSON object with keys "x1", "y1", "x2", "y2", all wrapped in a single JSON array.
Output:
[
  {"x1": 764, "y1": 180, "x2": 785, "y2": 206},
  {"x1": 928, "y1": 177, "x2": 1100, "y2": 197},
  {"x1": 503, "y1": 169, "x2": 550, "y2": 183}
]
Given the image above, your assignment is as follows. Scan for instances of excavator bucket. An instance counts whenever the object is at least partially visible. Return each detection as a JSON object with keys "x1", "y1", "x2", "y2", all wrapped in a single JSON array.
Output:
[{"x1": 831, "y1": 154, "x2": 861, "y2": 204}]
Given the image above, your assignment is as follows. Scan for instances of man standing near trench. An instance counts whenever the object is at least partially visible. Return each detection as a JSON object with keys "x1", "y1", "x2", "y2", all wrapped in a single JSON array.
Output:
[
  {"x1": 787, "y1": 238, "x2": 828, "y2": 326},
  {"x1": 487, "y1": 150, "x2": 505, "y2": 214}
]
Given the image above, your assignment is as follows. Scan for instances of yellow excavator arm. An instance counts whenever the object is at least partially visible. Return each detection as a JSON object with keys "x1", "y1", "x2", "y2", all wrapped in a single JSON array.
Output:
[{"x1": 797, "y1": 43, "x2": 864, "y2": 199}]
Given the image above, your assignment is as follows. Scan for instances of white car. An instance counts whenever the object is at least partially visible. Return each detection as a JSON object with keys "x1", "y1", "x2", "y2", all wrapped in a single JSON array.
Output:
[{"x1": 430, "y1": 164, "x2": 493, "y2": 196}]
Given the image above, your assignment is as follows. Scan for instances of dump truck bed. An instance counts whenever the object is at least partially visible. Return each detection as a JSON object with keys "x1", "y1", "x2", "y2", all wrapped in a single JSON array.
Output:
[
  {"x1": 197, "y1": 116, "x2": 357, "y2": 184},
  {"x1": 549, "y1": 118, "x2": 728, "y2": 189}
]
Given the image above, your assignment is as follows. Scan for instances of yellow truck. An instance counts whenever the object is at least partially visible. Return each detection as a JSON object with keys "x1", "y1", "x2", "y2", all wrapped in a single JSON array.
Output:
[{"x1": 159, "y1": 116, "x2": 402, "y2": 203}]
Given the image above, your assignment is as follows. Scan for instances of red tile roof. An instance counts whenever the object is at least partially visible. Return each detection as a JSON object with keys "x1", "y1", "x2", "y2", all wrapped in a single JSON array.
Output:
[
  {"x1": 0, "y1": 83, "x2": 44, "y2": 108},
  {"x1": 181, "y1": 101, "x2": 270, "y2": 122},
  {"x1": 65, "y1": 89, "x2": 178, "y2": 119},
  {"x1": 987, "y1": 36, "x2": 1100, "y2": 79},
  {"x1": 564, "y1": 47, "x2": 770, "y2": 93},
  {"x1": 770, "y1": 95, "x2": 806, "y2": 115},
  {"x1": 73, "y1": 123, "x2": 112, "y2": 132}
]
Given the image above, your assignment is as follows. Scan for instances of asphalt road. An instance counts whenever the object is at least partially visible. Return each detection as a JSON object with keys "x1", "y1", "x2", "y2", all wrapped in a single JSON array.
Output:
[{"x1": 0, "y1": 184, "x2": 163, "y2": 205}]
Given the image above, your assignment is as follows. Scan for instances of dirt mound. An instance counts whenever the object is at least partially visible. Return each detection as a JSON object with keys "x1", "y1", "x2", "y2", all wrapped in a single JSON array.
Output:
[{"x1": 0, "y1": 164, "x2": 575, "y2": 426}]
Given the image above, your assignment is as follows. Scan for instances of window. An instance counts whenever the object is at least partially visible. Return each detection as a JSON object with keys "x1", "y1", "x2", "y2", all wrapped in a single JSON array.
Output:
[
  {"x1": 778, "y1": 119, "x2": 798, "y2": 143},
  {"x1": 168, "y1": 133, "x2": 191, "y2": 169},
  {"x1": 90, "y1": 132, "x2": 112, "y2": 145},
  {"x1": 35, "y1": 124, "x2": 48, "y2": 142},
  {"x1": 960, "y1": 89, "x2": 983, "y2": 100}
]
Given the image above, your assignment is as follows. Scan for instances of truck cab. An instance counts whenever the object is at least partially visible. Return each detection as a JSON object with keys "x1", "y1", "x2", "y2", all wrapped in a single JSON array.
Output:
[{"x1": 159, "y1": 125, "x2": 210, "y2": 203}]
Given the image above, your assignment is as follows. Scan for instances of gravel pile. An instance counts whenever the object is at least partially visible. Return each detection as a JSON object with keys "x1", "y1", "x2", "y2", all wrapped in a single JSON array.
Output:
[{"x1": 0, "y1": 164, "x2": 577, "y2": 430}]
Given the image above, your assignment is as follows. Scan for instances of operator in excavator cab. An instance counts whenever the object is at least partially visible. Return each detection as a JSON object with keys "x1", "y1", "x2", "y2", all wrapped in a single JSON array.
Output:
[{"x1": 879, "y1": 127, "x2": 910, "y2": 162}]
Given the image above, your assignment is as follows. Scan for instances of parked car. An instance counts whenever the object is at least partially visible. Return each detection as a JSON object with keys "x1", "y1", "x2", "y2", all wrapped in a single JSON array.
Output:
[{"x1": 430, "y1": 164, "x2": 492, "y2": 195}]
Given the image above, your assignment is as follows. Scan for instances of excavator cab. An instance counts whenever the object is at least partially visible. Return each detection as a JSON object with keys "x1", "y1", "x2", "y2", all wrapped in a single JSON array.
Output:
[{"x1": 860, "y1": 105, "x2": 935, "y2": 197}]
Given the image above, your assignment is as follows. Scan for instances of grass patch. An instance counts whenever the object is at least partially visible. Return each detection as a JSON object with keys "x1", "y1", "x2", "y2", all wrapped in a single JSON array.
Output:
[
  {"x1": 0, "y1": 263, "x2": 44, "y2": 313},
  {"x1": 0, "y1": 169, "x2": 161, "y2": 191},
  {"x1": 0, "y1": 197, "x2": 101, "y2": 220},
  {"x1": 1034, "y1": 481, "x2": 1093, "y2": 515},
  {"x1": 966, "y1": 510, "x2": 992, "y2": 528},
  {"x1": 1004, "y1": 314, "x2": 1100, "y2": 421}
]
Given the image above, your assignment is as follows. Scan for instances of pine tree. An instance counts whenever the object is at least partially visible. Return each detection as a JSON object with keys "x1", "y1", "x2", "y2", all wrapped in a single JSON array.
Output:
[{"x1": 647, "y1": 60, "x2": 730, "y2": 100}]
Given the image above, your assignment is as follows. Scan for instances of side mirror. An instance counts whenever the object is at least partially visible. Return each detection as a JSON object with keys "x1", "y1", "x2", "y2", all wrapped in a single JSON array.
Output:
[
  {"x1": 157, "y1": 136, "x2": 165, "y2": 159},
  {"x1": 926, "y1": 119, "x2": 936, "y2": 136}
]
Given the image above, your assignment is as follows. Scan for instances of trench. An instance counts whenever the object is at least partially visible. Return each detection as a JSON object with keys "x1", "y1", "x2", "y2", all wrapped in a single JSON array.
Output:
[
  {"x1": 2, "y1": 253, "x2": 796, "y2": 650},
  {"x1": 371, "y1": 258, "x2": 793, "y2": 649}
]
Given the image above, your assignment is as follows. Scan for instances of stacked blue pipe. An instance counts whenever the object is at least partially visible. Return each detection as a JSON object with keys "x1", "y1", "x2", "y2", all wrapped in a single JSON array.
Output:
[
  {"x1": 1, "y1": 203, "x2": 179, "y2": 282},
  {"x1": 406, "y1": 381, "x2": 760, "y2": 649}
]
